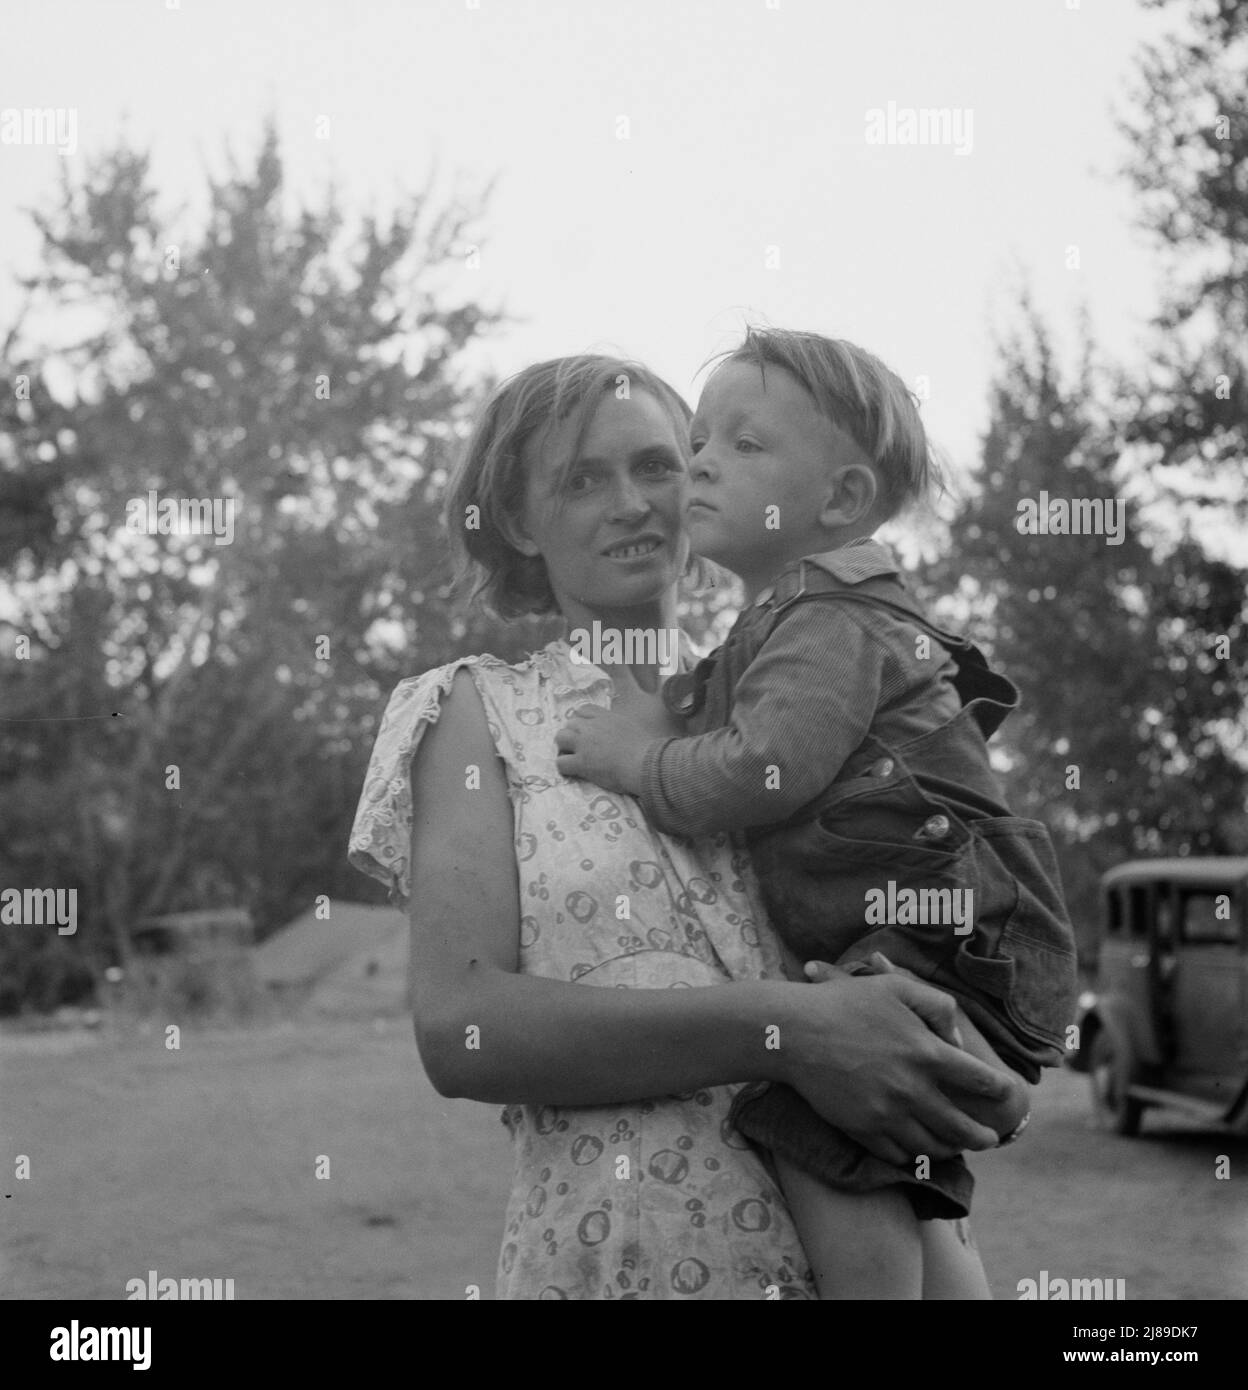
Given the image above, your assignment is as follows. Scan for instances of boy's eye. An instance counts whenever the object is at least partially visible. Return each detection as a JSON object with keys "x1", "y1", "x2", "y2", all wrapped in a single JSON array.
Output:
[
  {"x1": 736, "y1": 437, "x2": 761, "y2": 453},
  {"x1": 689, "y1": 438, "x2": 705, "y2": 454}
]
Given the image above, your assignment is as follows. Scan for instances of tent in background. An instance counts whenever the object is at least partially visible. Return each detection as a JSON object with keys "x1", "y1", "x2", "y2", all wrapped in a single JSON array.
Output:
[{"x1": 253, "y1": 902, "x2": 409, "y2": 1018}]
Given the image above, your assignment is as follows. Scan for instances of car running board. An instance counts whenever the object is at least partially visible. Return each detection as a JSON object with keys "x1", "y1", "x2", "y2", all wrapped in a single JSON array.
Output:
[{"x1": 1127, "y1": 1085, "x2": 1233, "y2": 1125}]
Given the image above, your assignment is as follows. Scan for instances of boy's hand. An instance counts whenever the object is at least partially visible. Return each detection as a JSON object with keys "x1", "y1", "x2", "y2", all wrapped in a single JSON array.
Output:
[
  {"x1": 804, "y1": 953, "x2": 919, "y2": 987},
  {"x1": 555, "y1": 704, "x2": 651, "y2": 793}
]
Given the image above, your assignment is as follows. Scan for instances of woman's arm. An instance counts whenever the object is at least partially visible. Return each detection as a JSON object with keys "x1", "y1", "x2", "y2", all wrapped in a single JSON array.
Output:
[{"x1": 409, "y1": 671, "x2": 1016, "y2": 1165}]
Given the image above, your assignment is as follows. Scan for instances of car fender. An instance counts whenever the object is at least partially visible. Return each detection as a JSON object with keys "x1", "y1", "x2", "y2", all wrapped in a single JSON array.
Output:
[{"x1": 1071, "y1": 1002, "x2": 1155, "y2": 1075}]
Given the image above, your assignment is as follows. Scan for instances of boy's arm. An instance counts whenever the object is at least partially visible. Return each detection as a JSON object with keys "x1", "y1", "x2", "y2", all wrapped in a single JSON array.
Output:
[{"x1": 556, "y1": 604, "x2": 885, "y2": 837}]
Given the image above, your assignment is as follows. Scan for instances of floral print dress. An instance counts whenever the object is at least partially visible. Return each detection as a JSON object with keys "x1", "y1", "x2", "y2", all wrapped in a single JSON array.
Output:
[{"x1": 348, "y1": 639, "x2": 816, "y2": 1299}]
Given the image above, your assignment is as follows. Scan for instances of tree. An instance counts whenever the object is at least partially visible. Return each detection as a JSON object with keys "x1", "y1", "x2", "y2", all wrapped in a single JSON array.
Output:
[
  {"x1": 921, "y1": 305, "x2": 1246, "y2": 947},
  {"x1": 1117, "y1": 0, "x2": 1248, "y2": 521},
  {"x1": 916, "y1": 0, "x2": 1248, "y2": 944},
  {"x1": 919, "y1": 0, "x2": 1248, "y2": 942},
  {"x1": 0, "y1": 122, "x2": 514, "y2": 999}
]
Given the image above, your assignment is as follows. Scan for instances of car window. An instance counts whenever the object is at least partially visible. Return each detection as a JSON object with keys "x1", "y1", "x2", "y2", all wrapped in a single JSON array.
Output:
[
  {"x1": 1128, "y1": 886, "x2": 1150, "y2": 940},
  {"x1": 1107, "y1": 890, "x2": 1123, "y2": 937},
  {"x1": 1178, "y1": 891, "x2": 1239, "y2": 946},
  {"x1": 1156, "y1": 894, "x2": 1176, "y2": 946}
]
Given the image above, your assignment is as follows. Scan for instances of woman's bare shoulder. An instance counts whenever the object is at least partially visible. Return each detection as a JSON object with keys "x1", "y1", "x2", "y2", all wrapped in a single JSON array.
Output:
[{"x1": 410, "y1": 665, "x2": 501, "y2": 785}]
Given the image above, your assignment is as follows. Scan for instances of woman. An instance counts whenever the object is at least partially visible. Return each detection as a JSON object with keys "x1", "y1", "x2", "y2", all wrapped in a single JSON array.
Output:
[{"x1": 348, "y1": 355, "x2": 1016, "y2": 1299}]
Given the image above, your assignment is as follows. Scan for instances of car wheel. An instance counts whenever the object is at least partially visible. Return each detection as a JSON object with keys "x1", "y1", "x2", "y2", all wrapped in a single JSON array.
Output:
[{"x1": 1088, "y1": 1030, "x2": 1143, "y2": 1136}]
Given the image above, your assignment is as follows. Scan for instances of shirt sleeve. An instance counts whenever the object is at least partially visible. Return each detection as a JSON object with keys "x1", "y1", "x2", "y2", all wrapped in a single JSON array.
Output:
[{"x1": 638, "y1": 603, "x2": 885, "y2": 837}]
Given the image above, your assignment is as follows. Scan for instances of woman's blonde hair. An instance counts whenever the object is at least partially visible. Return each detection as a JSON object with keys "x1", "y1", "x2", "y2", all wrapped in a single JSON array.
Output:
[{"x1": 445, "y1": 355, "x2": 696, "y2": 619}]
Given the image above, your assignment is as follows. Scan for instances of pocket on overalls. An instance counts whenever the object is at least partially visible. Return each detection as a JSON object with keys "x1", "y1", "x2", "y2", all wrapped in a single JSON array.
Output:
[
  {"x1": 951, "y1": 818, "x2": 1077, "y2": 1052},
  {"x1": 750, "y1": 776, "x2": 973, "y2": 963},
  {"x1": 813, "y1": 765, "x2": 974, "y2": 861}
]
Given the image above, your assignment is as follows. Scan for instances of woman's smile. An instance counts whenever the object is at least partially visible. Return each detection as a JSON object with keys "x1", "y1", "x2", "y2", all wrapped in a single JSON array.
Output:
[{"x1": 603, "y1": 535, "x2": 665, "y2": 562}]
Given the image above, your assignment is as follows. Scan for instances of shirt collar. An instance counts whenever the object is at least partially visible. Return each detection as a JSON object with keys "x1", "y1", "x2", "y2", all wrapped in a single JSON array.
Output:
[{"x1": 753, "y1": 537, "x2": 901, "y2": 607}]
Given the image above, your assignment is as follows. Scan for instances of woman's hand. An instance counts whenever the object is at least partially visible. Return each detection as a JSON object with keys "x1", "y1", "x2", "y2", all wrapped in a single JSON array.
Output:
[
  {"x1": 775, "y1": 967, "x2": 1014, "y2": 1166},
  {"x1": 801, "y1": 955, "x2": 1032, "y2": 1152}
]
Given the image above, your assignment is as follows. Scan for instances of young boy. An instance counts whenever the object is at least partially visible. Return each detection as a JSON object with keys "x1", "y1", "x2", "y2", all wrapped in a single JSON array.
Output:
[{"x1": 555, "y1": 327, "x2": 1077, "y2": 1299}]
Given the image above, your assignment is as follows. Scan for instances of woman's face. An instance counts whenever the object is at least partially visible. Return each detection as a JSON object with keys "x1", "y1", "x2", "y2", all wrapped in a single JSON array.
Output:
[{"x1": 515, "y1": 389, "x2": 690, "y2": 617}]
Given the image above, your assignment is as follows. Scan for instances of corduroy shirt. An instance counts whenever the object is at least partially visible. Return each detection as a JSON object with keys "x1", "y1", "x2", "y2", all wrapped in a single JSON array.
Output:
[{"x1": 638, "y1": 539, "x2": 963, "y2": 838}]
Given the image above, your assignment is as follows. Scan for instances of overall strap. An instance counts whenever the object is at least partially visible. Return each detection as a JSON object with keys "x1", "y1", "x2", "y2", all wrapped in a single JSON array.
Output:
[{"x1": 766, "y1": 559, "x2": 1019, "y2": 737}]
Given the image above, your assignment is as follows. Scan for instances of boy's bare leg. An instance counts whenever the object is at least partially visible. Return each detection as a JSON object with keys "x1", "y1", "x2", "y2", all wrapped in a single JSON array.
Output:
[
  {"x1": 776, "y1": 1154, "x2": 922, "y2": 1299},
  {"x1": 920, "y1": 1217, "x2": 993, "y2": 1299}
]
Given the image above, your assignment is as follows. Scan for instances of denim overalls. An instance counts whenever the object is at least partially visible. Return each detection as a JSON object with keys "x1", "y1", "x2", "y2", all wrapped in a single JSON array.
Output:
[{"x1": 668, "y1": 560, "x2": 1078, "y2": 1218}]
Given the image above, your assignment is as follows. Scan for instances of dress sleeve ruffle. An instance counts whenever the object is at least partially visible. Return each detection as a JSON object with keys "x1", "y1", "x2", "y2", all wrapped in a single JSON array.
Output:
[{"x1": 347, "y1": 659, "x2": 483, "y2": 909}]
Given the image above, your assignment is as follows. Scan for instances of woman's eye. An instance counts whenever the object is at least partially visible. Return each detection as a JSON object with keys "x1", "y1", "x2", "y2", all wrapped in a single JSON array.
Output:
[
  {"x1": 640, "y1": 455, "x2": 678, "y2": 476},
  {"x1": 566, "y1": 472, "x2": 595, "y2": 493}
]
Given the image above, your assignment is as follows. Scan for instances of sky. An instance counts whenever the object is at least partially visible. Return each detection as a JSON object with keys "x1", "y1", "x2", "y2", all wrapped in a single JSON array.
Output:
[{"x1": 0, "y1": 0, "x2": 1175, "y2": 482}]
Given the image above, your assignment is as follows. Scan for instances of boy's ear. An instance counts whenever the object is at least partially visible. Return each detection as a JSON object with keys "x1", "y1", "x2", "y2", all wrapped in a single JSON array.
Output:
[{"x1": 819, "y1": 462, "x2": 878, "y2": 530}]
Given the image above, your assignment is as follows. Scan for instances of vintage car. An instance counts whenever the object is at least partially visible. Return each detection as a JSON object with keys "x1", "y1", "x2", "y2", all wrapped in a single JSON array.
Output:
[{"x1": 1067, "y1": 858, "x2": 1248, "y2": 1135}]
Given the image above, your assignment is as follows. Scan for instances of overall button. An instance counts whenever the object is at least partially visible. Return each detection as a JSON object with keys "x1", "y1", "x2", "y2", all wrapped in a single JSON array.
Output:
[
  {"x1": 917, "y1": 813, "x2": 950, "y2": 840},
  {"x1": 870, "y1": 757, "x2": 895, "y2": 778}
]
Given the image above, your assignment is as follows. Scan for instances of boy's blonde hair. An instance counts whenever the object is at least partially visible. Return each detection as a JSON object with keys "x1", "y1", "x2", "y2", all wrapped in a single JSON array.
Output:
[
  {"x1": 721, "y1": 327, "x2": 942, "y2": 521},
  {"x1": 445, "y1": 355, "x2": 695, "y2": 619}
]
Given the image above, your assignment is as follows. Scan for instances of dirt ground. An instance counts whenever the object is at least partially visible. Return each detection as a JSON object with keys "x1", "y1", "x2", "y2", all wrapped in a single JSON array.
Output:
[{"x1": 2, "y1": 1016, "x2": 1244, "y2": 1300}]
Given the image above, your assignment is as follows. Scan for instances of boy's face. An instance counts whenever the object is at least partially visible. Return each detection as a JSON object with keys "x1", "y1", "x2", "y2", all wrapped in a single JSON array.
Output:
[{"x1": 686, "y1": 359, "x2": 864, "y2": 594}]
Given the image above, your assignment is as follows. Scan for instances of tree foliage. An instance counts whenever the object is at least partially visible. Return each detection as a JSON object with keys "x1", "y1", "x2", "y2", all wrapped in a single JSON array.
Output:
[
  {"x1": 0, "y1": 123, "x2": 523, "y2": 998},
  {"x1": 921, "y1": 309, "x2": 1246, "y2": 946},
  {"x1": 921, "y1": 0, "x2": 1248, "y2": 943},
  {"x1": 1117, "y1": 0, "x2": 1248, "y2": 517}
]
